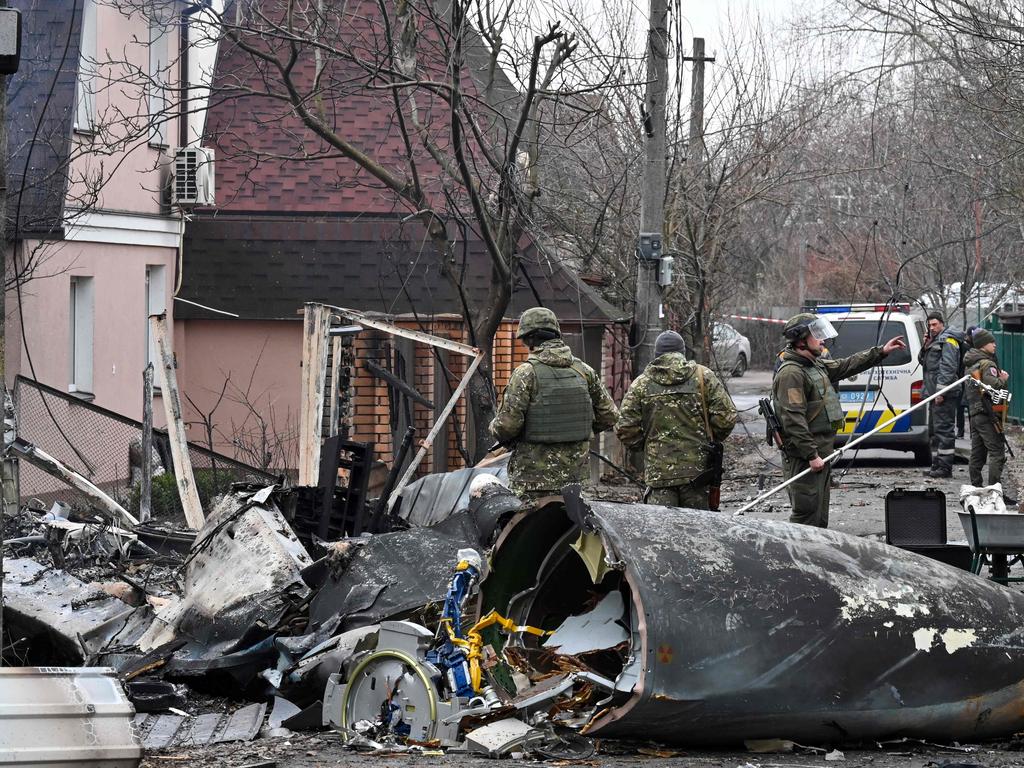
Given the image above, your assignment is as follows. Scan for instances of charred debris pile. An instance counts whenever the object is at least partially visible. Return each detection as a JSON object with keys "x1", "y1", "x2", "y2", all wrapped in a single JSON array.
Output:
[{"x1": 8, "y1": 464, "x2": 1024, "y2": 758}]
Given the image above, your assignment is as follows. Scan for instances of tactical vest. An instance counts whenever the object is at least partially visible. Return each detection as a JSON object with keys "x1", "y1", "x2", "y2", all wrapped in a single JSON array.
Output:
[
  {"x1": 521, "y1": 361, "x2": 593, "y2": 443},
  {"x1": 778, "y1": 360, "x2": 844, "y2": 434}
]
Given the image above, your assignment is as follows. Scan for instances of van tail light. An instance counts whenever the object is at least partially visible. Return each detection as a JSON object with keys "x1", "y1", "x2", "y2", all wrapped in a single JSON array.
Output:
[{"x1": 911, "y1": 380, "x2": 924, "y2": 405}]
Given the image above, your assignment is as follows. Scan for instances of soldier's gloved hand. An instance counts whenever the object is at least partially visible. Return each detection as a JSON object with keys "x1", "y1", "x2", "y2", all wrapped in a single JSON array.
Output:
[
  {"x1": 1000, "y1": 370, "x2": 1010, "y2": 382},
  {"x1": 809, "y1": 456, "x2": 826, "y2": 472}
]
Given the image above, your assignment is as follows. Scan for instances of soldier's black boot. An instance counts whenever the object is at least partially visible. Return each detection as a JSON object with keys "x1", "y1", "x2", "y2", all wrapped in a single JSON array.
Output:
[{"x1": 926, "y1": 464, "x2": 953, "y2": 479}]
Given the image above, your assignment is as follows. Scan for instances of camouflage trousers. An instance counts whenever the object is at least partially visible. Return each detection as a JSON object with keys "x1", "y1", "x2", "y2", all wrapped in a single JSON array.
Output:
[
  {"x1": 969, "y1": 414, "x2": 1007, "y2": 488},
  {"x1": 644, "y1": 484, "x2": 710, "y2": 510},
  {"x1": 929, "y1": 397, "x2": 960, "y2": 471},
  {"x1": 782, "y1": 435, "x2": 834, "y2": 528}
]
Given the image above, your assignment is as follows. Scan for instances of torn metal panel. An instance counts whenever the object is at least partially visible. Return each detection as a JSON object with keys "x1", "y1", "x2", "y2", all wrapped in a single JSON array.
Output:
[
  {"x1": 278, "y1": 626, "x2": 379, "y2": 707},
  {"x1": 486, "y1": 501, "x2": 1024, "y2": 745},
  {"x1": 308, "y1": 515, "x2": 481, "y2": 631},
  {"x1": 397, "y1": 458, "x2": 511, "y2": 527},
  {"x1": 133, "y1": 702, "x2": 267, "y2": 750},
  {"x1": 465, "y1": 718, "x2": 540, "y2": 757},
  {"x1": 309, "y1": 484, "x2": 518, "y2": 631},
  {"x1": 0, "y1": 667, "x2": 141, "y2": 766},
  {"x1": 543, "y1": 591, "x2": 628, "y2": 655},
  {"x1": 139, "y1": 487, "x2": 313, "y2": 656},
  {"x1": 2, "y1": 558, "x2": 153, "y2": 664}
]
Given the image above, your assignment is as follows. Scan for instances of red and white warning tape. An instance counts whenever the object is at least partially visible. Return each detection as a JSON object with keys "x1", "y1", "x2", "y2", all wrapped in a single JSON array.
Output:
[{"x1": 728, "y1": 314, "x2": 787, "y2": 324}]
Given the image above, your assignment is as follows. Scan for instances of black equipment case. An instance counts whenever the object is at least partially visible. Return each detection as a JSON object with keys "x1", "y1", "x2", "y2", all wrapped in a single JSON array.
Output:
[{"x1": 884, "y1": 487, "x2": 972, "y2": 571}]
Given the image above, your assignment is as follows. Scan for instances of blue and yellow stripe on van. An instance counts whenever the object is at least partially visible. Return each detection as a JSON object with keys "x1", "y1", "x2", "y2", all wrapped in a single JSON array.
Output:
[{"x1": 839, "y1": 408, "x2": 911, "y2": 434}]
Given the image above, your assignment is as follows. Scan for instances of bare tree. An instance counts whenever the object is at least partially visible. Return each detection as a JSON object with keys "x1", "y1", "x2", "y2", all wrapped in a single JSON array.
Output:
[{"x1": 99, "y1": 0, "x2": 610, "y2": 458}]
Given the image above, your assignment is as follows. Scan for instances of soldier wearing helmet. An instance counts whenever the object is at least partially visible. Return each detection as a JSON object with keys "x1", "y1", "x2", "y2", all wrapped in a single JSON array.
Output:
[
  {"x1": 772, "y1": 312, "x2": 907, "y2": 527},
  {"x1": 490, "y1": 307, "x2": 619, "y2": 502}
]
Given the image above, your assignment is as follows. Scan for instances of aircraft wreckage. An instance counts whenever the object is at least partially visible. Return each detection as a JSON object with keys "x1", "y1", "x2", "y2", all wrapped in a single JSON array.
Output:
[{"x1": 8, "y1": 476, "x2": 1024, "y2": 750}]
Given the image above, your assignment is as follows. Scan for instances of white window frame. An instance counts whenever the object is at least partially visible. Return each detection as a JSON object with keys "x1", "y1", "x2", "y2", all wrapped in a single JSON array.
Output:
[
  {"x1": 148, "y1": 8, "x2": 172, "y2": 147},
  {"x1": 70, "y1": 276, "x2": 95, "y2": 394},
  {"x1": 75, "y1": 0, "x2": 97, "y2": 134},
  {"x1": 145, "y1": 265, "x2": 167, "y2": 372}
]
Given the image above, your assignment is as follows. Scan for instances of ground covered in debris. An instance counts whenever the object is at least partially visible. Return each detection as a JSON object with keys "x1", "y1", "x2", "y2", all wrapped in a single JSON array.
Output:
[
  {"x1": 139, "y1": 729, "x2": 1024, "y2": 767},
  {"x1": 9, "y1": 371, "x2": 1024, "y2": 768}
]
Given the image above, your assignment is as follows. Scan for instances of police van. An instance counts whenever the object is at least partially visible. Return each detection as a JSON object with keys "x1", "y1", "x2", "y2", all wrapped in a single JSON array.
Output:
[{"x1": 810, "y1": 303, "x2": 931, "y2": 465}]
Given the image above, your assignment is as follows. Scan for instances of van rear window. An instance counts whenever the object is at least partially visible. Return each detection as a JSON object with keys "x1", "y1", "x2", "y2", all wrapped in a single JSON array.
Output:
[{"x1": 827, "y1": 320, "x2": 912, "y2": 366}]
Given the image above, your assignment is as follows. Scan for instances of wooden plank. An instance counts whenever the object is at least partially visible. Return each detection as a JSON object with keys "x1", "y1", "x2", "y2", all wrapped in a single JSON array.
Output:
[
  {"x1": 11, "y1": 438, "x2": 139, "y2": 527},
  {"x1": 149, "y1": 314, "x2": 204, "y2": 530},
  {"x1": 298, "y1": 303, "x2": 332, "y2": 485},
  {"x1": 328, "y1": 335, "x2": 344, "y2": 437},
  {"x1": 140, "y1": 363, "x2": 154, "y2": 523}
]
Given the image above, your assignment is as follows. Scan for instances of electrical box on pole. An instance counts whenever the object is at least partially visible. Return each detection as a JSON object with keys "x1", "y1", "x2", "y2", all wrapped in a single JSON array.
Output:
[{"x1": 0, "y1": 8, "x2": 21, "y2": 75}]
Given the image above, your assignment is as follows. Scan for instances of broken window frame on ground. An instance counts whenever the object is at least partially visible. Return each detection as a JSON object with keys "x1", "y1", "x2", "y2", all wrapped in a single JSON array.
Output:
[{"x1": 298, "y1": 303, "x2": 484, "y2": 512}]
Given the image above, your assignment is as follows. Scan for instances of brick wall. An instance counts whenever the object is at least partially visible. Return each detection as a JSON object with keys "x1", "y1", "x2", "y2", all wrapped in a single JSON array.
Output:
[{"x1": 346, "y1": 319, "x2": 622, "y2": 474}]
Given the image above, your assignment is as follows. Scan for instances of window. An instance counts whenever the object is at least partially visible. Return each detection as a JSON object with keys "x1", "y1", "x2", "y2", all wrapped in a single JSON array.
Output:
[
  {"x1": 70, "y1": 277, "x2": 94, "y2": 393},
  {"x1": 148, "y1": 9, "x2": 172, "y2": 147},
  {"x1": 146, "y1": 265, "x2": 167, "y2": 369},
  {"x1": 829, "y1": 320, "x2": 912, "y2": 367},
  {"x1": 75, "y1": 0, "x2": 97, "y2": 133}
]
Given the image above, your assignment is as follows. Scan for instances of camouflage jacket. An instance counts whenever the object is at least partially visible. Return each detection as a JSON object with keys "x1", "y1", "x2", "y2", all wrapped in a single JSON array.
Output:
[
  {"x1": 963, "y1": 347, "x2": 1008, "y2": 417},
  {"x1": 615, "y1": 353, "x2": 737, "y2": 488},
  {"x1": 772, "y1": 346, "x2": 886, "y2": 461},
  {"x1": 489, "y1": 340, "x2": 619, "y2": 493}
]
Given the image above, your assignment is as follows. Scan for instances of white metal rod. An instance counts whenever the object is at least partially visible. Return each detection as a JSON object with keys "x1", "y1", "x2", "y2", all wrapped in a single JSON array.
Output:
[
  {"x1": 386, "y1": 351, "x2": 484, "y2": 512},
  {"x1": 733, "y1": 373, "x2": 973, "y2": 517}
]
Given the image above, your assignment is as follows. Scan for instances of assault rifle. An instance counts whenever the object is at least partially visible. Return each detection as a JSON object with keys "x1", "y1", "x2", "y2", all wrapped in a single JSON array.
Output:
[
  {"x1": 759, "y1": 398, "x2": 785, "y2": 449},
  {"x1": 706, "y1": 441, "x2": 725, "y2": 511},
  {"x1": 969, "y1": 372, "x2": 1015, "y2": 459}
]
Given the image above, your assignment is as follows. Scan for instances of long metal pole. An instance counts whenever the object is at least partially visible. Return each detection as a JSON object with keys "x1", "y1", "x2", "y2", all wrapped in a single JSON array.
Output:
[
  {"x1": 733, "y1": 373, "x2": 973, "y2": 517},
  {"x1": 633, "y1": 0, "x2": 669, "y2": 374}
]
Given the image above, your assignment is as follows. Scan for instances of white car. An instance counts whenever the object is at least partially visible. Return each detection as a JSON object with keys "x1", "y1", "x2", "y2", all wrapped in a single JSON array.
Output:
[{"x1": 711, "y1": 322, "x2": 752, "y2": 377}]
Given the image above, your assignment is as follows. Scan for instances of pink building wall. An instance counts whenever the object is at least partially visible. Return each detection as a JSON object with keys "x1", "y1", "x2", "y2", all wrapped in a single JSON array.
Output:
[
  {"x1": 7, "y1": 239, "x2": 175, "y2": 426},
  {"x1": 8, "y1": 3, "x2": 183, "y2": 422},
  {"x1": 175, "y1": 319, "x2": 303, "y2": 469},
  {"x1": 67, "y1": 2, "x2": 177, "y2": 214}
]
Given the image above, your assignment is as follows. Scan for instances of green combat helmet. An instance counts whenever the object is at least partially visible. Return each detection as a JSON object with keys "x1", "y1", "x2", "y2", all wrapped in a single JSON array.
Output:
[
  {"x1": 517, "y1": 307, "x2": 560, "y2": 338},
  {"x1": 783, "y1": 312, "x2": 838, "y2": 343},
  {"x1": 783, "y1": 313, "x2": 817, "y2": 342}
]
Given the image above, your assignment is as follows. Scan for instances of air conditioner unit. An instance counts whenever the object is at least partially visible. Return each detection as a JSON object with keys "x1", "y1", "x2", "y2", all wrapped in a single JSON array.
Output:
[{"x1": 172, "y1": 147, "x2": 215, "y2": 207}]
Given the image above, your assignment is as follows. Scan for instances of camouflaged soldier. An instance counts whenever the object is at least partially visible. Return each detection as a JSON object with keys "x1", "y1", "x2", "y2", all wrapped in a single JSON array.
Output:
[
  {"x1": 489, "y1": 308, "x2": 619, "y2": 502},
  {"x1": 963, "y1": 329, "x2": 1014, "y2": 501},
  {"x1": 773, "y1": 313, "x2": 907, "y2": 528},
  {"x1": 615, "y1": 330, "x2": 737, "y2": 509}
]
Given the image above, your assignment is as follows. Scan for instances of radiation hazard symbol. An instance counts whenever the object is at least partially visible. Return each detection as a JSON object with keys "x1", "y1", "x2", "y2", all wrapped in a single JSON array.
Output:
[{"x1": 657, "y1": 645, "x2": 674, "y2": 664}]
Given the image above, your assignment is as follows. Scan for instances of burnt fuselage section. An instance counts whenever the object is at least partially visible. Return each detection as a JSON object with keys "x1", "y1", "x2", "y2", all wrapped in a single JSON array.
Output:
[{"x1": 484, "y1": 502, "x2": 1024, "y2": 746}]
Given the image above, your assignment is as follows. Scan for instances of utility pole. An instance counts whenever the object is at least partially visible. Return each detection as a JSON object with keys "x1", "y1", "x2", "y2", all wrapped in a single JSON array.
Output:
[
  {"x1": 682, "y1": 37, "x2": 715, "y2": 362},
  {"x1": 684, "y1": 38, "x2": 714, "y2": 168},
  {"x1": 633, "y1": 0, "x2": 669, "y2": 374}
]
